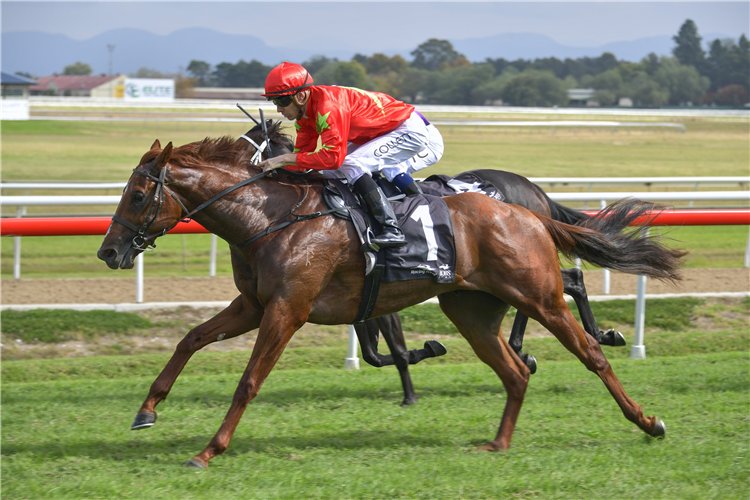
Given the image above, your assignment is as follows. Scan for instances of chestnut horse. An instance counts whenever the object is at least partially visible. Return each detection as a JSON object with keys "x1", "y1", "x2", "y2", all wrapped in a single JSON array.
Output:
[{"x1": 98, "y1": 135, "x2": 683, "y2": 468}]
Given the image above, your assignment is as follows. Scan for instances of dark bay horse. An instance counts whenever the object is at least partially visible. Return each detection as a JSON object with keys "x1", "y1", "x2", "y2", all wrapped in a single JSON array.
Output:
[{"x1": 98, "y1": 134, "x2": 684, "y2": 468}]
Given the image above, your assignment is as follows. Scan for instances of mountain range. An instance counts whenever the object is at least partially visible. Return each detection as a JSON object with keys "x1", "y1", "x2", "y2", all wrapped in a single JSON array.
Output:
[{"x1": 2, "y1": 27, "x2": 733, "y2": 78}]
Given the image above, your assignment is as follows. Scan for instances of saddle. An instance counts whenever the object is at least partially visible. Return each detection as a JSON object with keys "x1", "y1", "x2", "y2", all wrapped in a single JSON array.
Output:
[{"x1": 322, "y1": 173, "x2": 503, "y2": 323}]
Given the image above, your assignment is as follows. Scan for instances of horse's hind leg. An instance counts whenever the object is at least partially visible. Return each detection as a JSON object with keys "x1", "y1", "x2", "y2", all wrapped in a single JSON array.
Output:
[
  {"x1": 530, "y1": 295, "x2": 665, "y2": 438},
  {"x1": 438, "y1": 291, "x2": 530, "y2": 451},
  {"x1": 355, "y1": 316, "x2": 416, "y2": 405},
  {"x1": 358, "y1": 315, "x2": 448, "y2": 368},
  {"x1": 507, "y1": 312, "x2": 537, "y2": 374},
  {"x1": 561, "y1": 268, "x2": 626, "y2": 347},
  {"x1": 132, "y1": 294, "x2": 263, "y2": 430}
]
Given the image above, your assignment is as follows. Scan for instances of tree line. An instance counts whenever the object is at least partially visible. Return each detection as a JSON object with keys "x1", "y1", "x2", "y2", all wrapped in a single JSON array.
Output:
[{"x1": 55, "y1": 19, "x2": 749, "y2": 107}]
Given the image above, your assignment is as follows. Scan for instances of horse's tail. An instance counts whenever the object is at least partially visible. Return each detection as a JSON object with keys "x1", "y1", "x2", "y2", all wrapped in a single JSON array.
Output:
[
  {"x1": 531, "y1": 199, "x2": 687, "y2": 283},
  {"x1": 533, "y1": 184, "x2": 591, "y2": 226}
]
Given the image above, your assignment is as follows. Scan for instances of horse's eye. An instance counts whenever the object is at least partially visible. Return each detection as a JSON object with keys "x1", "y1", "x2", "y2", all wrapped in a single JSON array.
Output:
[{"x1": 132, "y1": 192, "x2": 145, "y2": 204}]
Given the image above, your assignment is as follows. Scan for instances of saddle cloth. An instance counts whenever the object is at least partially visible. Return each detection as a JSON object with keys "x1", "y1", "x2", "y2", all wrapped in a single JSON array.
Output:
[{"x1": 324, "y1": 179, "x2": 456, "y2": 284}]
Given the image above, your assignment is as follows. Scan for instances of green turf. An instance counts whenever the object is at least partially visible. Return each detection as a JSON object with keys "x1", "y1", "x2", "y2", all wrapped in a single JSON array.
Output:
[
  {"x1": 1, "y1": 309, "x2": 157, "y2": 343},
  {"x1": 2, "y1": 349, "x2": 748, "y2": 499}
]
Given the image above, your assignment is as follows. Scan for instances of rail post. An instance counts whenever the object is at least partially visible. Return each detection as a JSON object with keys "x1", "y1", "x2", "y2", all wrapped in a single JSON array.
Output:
[
  {"x1": 345, "y1": 325, "x2": 360, "y2": 370},
  {"x1": 630, "y1": 228, "x2": 650, "y2": 360},
  {"x1": 601, "y1": 199, "x2": 610, "y2": 294},
  {"x1": 136, "y1": 253, "x2": 144, "y2": 303},
  {"x1": 210, "y1": 234, "x2": 217, "y2": 277},
  {"x1": 13, "y1": 205, "x2": 23, "y2": 279}
]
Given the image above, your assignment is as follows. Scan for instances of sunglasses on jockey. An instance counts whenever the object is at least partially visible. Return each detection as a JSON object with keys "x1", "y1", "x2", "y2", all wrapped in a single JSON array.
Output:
[{"x1": 268, "y1": 94, "x2": 296, "y2": 107}]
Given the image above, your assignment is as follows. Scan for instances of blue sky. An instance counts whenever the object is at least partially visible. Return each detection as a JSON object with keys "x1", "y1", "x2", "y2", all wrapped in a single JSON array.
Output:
[{"x1": 3, "y1": 1, "x2": 748, "y2": 53}]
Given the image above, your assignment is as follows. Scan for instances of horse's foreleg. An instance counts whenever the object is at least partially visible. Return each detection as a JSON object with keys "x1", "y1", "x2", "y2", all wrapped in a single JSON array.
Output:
[
  {"x1": 561, "y1": 268, "x2": 625, "y2": 347},
  {"x1": 533, "y1": 298, "x2": 664, "y2": 438},
  {"x1": 132, "y1": 294, "x2": 263, "y2": 429},
  {"x1": 438, "y1": 291, "x2": 528, "y2": 451},
  {"x1": 187, "y1": 299, "x2": 307, "y2": 468}
]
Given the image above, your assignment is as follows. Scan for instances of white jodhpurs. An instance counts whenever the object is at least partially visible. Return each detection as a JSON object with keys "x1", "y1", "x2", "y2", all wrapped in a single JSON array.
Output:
[{"x1": 320, "y1": 111, "x2": 444, "y2": 184}]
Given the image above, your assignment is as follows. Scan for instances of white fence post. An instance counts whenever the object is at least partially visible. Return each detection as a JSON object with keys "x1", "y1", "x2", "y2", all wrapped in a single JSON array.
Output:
[
  {"x1": 136, "y1": 253, "x2": 144, "y2": 303},
  {"x1": 13, "y1": 204, "x2": 25, "y2": 279},
  {"x1": 630, "y1": 228, "x2": 650, "y2": 360},
  {"x1": 345, "y1": 325, "x2": 360, "y2": 370},
  {"x1": 600, "y1": 199, "x2": 610, "y2": 294},
  {"x1": 210, "y1": 234, "x2": 217, "y2": 277}
]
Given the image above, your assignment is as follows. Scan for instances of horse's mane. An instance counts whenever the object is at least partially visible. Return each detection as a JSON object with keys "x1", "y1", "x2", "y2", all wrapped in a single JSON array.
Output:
[{"x1": 140, "y1": 120, "x2": 294, "y2": 170}]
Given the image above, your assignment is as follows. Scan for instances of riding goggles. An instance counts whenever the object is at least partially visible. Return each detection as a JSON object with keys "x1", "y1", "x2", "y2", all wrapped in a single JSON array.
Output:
[{"x1": 269, "y1": 94, "x2": 295, "y2": 107}]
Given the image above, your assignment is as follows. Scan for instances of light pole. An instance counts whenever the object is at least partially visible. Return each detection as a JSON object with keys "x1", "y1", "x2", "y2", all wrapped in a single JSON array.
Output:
[{"x1": 107, "y1": 44, "x2": 115, "y2": 75}]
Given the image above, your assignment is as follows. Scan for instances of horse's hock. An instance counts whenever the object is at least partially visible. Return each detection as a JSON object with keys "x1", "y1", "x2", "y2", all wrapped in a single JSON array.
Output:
[{"x1": 1, "y1": 268, "x2": 746, "y2": 305}]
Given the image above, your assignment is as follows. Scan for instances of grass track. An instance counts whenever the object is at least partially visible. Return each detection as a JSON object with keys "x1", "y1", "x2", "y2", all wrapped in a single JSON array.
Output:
[{"x1": 3, "y1": 349, "x2": 748, "y2": 499}]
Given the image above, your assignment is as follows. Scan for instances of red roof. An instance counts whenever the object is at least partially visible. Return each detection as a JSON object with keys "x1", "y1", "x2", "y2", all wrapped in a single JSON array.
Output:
[{"x1": 30, "y1": 74, "x2": 121, "y2": 91}]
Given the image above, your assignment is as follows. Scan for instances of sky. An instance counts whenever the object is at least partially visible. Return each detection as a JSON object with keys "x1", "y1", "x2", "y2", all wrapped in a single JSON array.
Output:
[{"x1": 2, "y1": 1, "x2": 748, "y2": 52}]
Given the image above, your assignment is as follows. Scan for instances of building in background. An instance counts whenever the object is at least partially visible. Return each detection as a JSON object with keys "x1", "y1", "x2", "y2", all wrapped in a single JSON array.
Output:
[
  {"x1": 29, "y1": 74, "x2": 126, "y2": 97},
  {"x1": 1, "y1": 72, "x2": 37, "y2": 120}
]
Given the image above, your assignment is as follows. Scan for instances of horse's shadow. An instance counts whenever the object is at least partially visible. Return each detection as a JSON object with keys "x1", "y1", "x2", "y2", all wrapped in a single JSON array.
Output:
[{"x1": 1, "y1": 428, "x2": 452, "y2": 463}]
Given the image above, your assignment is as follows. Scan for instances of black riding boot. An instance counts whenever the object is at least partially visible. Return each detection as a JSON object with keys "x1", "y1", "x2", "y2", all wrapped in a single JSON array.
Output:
[{"x1": 353, "y1": 175, "x2": 407, "y2": 248}]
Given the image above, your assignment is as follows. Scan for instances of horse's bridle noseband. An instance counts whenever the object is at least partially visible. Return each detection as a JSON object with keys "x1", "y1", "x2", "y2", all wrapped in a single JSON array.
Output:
[{"x1": 111, "y1": 166, "x2": 191, "y2": 252}]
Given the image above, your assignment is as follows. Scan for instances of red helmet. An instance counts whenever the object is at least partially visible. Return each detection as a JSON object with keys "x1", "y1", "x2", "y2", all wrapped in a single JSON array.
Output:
[{"x1": 262, "y1": 62, "x2": 314, "y2": 97}]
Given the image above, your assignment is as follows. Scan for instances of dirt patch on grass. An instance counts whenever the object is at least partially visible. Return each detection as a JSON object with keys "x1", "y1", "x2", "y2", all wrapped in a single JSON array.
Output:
[{"x1": 2, "y1": 268, "x2": 747, "y2": 306}]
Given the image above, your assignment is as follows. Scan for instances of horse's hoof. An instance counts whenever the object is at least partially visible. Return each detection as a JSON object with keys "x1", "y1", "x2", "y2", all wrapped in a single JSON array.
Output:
[
  {"x1": 600, "y1": 329, "x2": 626, "y2": 347},
  {"x1": 652, "y1": 419, "x2": 666, "y2": 438},
  {"x1": 424, "y1": 340, "x2": 447, "y2": 358},
  {"x1": 131, "y1": 412, "x2": 156, "y2": 430},
  {"x1": 523, "y1": 354, "x2": 537, "y2": 375},
  {"x1": 400, "y1": 397, "x2": 417, "y2": 407},
  {"x1": 184, "y1": 458, "x2": 208, "y2": 469}
]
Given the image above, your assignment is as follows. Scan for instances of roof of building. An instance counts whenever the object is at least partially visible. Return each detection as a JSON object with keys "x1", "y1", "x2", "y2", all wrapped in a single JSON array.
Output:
[
  {"x1": 29, "y1": 74, "x2": 121, "y2": 91},
  {"x1": 1, "y1": 72, "x2": 38, "y2": 85}
]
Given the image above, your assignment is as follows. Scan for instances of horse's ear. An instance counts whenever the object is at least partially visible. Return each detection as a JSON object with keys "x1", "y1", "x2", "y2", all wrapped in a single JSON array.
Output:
[
  {"x1": 150, "y1": 139, "x2": 161, "y2": 150},
  {"x1": 154, "y1": 142, "x2": 173, "y2": 170}
]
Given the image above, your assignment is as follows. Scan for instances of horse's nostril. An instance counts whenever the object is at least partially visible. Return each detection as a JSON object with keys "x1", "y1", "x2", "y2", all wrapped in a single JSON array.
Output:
[{"x1": 97, "y1": 247, "x2": 117, "y2": 262}]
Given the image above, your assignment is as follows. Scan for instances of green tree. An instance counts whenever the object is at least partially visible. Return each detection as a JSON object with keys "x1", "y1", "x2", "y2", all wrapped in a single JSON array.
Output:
[
  {"x1": 212, "y1": 60, "x2": 270, "y2": 87},
  {"x1": 132, "y1": 67, "x2": 164, "y2": 78},
  {"x1": 187, "y1": 60, "x2": 212, "y2": 86},
  {"x1": 411, "y1": 39, "x2": 463, "y2": 71},
  {"x1": 672, "y1": 19, "x2": 706, "y2": 70},
  {"x1": 303, "y1": 55, "x2": 338, "y2": 75},
  {"x1": 626, "y1": 72, "x2": 670, "y2": 107},
  {"x1": 331, "y1": 61, "x2": 372, "y2": 88},
  {"x1": 62, "y1": 62, "x2": 92, "y2": 75},
  {"x1": 653, "y1": 57, "x2": 710, "y2": 105},
  {"x1": 502, "y1": 70, "x2": 567, "y2": 107},
  {"x1": 426, "y1": 64, "x2": 495, "y2": 104}
]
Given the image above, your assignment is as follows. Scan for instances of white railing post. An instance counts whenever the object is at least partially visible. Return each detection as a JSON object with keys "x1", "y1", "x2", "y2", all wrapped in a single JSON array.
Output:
[
  {"x1": 630, "y1": 228, "x2": 650, "y2": 360},
  {"x1": 210, "y1": 234, "x2": 217, "y2": 277},
  {"x1": 600, "y1": 199, "x2": 610, "y2": 294},
  {"x1": 745, "y1": 227, "x2": 750, "y2": 268},
  {"x1": 13, "y1": 206, "x2": 23, "y2": 279},
  {"x1": 136, "y1": 253, "x2": 144, "y2": 303},
  {"x1": 345, "y1": 325, "x2": 360, "y2": 370}
]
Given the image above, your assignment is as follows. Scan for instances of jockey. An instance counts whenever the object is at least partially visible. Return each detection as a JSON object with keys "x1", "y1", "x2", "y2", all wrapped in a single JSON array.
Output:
[{"x1": 257, "y1": 61, "x2": 444, "y2": 249}]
